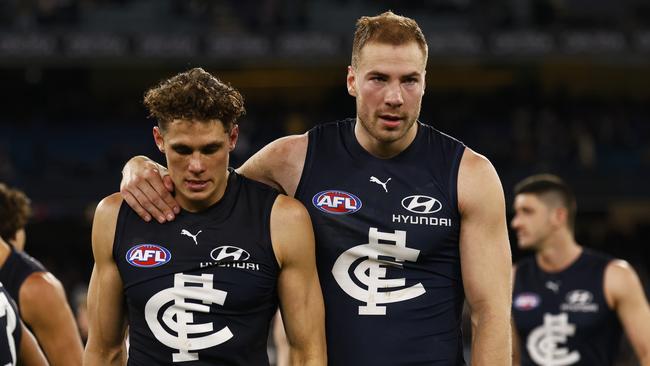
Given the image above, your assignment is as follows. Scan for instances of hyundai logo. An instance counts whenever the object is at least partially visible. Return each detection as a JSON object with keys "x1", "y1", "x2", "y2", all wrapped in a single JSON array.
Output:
[
  {"x1": 210, "y1": 246, "x2": 250, "y2": 262},
  {"x1": 566, "y1": 290, "x2": 593, "y2": 305},
  {"x1": 401, "y1": 195, "x2": 442, "y2": 214}
]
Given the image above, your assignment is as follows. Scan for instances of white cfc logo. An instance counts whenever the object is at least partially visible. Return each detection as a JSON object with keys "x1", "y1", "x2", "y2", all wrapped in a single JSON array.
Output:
[
  {"x1": 332, "y1": 227, "x2": 426, "y2": 315},
  {"x1": 145, "y1": 273, "x2": 233, "y2": 363},
  {"x1": 527, "y1": 313, "x2": 581, "y2": 366}
]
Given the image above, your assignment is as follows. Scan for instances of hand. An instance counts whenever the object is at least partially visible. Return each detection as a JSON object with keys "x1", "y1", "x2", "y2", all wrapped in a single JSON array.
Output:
[{"x1": 119, "y1": 156, "x2": 179, "y2": 223}]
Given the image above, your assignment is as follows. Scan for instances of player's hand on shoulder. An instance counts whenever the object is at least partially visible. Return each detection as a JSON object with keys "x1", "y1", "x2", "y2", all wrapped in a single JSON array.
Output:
[{"x1": 120, "y1": 155, "x2": 178, "y2": 223}]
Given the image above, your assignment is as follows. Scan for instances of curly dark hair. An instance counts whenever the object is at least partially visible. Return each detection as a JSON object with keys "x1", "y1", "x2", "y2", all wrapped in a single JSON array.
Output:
[
  {"x1": 144, "y1": 67, "x2": 245, "y2": 131},
  {"x1": 0, "y1": 183, "x2": 32, "y2": 242}
]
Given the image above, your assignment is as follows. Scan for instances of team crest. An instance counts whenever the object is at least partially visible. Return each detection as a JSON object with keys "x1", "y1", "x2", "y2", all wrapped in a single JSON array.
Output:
[
  {"x1": 312, "y1": 190, "x2": 362, "y2": 215},
  {"x1": 126, "y1": 244, "x2": 172, "y2": 268},
  {"x1": 514, "y1": 292, "x2": 541, "y2": 311}
]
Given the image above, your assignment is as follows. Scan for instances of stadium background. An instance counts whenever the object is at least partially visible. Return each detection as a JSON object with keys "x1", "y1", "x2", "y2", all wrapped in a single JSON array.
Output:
[{"x1": 0, "y1": 0, "x2": 649, "y2": 364}]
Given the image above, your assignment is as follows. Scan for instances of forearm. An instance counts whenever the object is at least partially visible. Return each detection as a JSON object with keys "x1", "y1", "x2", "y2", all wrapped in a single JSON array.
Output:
[
  {"x1": 471, "y1": 308, "x2": 511, "y2": 366},
  {"x1": 34, "y1": 322, "x2": 83, "y2": 366},
  {"x1": 289, "y1": 347, "x2": 326, "y2": 366},
  {"x1": 40, "y1": 338, "x2": 83, "y2": 366},
  {"x1": 83, "y1": 344, "x2": 126, "y2": 366}
]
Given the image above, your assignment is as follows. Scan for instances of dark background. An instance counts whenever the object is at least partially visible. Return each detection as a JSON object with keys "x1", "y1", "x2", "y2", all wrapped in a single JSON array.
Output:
[{"x1": 1, "y1": 0, "x2": 649, "y2": 363}]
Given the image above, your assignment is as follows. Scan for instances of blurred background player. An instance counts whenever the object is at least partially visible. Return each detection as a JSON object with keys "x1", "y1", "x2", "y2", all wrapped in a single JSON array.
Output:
[
  {"x1": 0, "y1": 183, "x2": 84, "y2": 365},
  {"x1": 511, "y1": 174, "x2": 650, "y2": 365},
  {"x1": 0, "y1": 279, "x2": 49, "y2": 366}
]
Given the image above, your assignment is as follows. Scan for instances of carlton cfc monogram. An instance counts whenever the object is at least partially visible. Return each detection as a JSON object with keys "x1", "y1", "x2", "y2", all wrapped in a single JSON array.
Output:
[
  {"x1": 332, "y1": 227, "x2": 426, "y2": 315},
  {"x1": 145, "y1": 273, "x2": 233, "y2": 363}
]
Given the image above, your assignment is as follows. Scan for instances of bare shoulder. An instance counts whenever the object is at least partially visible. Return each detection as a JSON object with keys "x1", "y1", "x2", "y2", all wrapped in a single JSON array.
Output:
[
  {"x1": 606, "y1": 259, "x2": 638, "y2": 283},
  {"x1": 270, "y1": 194, "x2": 314, "y2": 267},
  {"x1": 605, "y1": 259, "x2": 640, "y2": 291},
  {"x1": 92, "y1": 192, "x2": 123, "y2": 257},
  {"x1": 271, "y1": 194, "x2": 311, "y2": 222},
  {"x1": 457, "y1": 148, "x2": 504, "y2": 213},
  {"x1": 95, "y1": 192, "x2": 123, "y2": 220},
  {"x1": 237, "y1": 134, "x2": 308, "y2": 195},
  {"x1": 19, "y1": 271, "x2": 67, "y2": 321}
]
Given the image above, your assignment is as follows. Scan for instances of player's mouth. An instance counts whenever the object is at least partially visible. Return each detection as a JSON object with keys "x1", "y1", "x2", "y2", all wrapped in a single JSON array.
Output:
[
  {"x1": 378, "y1": 114, "x2": 403, "y2": 128},
  {"x1": 185, "y1": 179, "x2": 210, "y2": 191}
]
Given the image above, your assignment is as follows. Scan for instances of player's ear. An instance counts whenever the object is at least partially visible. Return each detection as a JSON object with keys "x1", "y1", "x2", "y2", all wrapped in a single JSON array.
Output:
[
  {"x1": 347, "y1": 66, "x2": 357, "y2": 97},
  {"x1": 153, "y1": 126, "x2": 165, "y2": 153},
  {"x1": 551, "y1": 206, "x2": 568, "y2": 228},
  {"x1": 228, "y1": 124, "x2": 239, "y2": 151}
]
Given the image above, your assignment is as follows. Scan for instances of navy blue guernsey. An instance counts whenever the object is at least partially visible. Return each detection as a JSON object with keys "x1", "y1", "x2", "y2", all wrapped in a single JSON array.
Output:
[
  {"x1": 0, "y1": 282, "x2": 21, "y2": 366},
  {"x1": 513, "y1": 249, "x2": 622, "y2": 366},
  {"x1": 0, "y1": 247, "x2": 46, "y2": 308},
  {"x1": 295, "y1": 119, "x2": 466, "y2": 365},
  {"x1": 114, "y1": 169, "x2": 280, "y2": 366}
]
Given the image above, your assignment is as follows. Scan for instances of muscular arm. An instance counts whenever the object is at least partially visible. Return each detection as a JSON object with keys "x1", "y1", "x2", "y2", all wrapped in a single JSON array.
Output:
[
  {"x1": 83, "y1": 193, "x2": 128, "y2": 366},
  {"x1": 236, "y1": 134, "x2": 307, "y2": 197},
  {"x1": 19, "y1": 322, "x2": 49, "y2": 366},
  {"x1": 19, "y1": 272, "x2": 83, "y2": 366},
  {"x1": 457, "y1": 149, "x2": 512, "y2": 366},
  {"x1": 605, "y1": 260, "x2": 650, "y2": 366},
  {"x1": 271, "y1": 195, "x2": 326, "y2": 366}
]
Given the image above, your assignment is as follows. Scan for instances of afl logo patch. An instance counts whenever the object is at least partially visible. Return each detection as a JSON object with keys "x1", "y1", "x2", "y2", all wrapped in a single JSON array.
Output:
[
  {"x1": 312, "y1": 190, "x2": 362, "y2": 215},
  {"x1": 514, "y1": 292, "x2": 541, "y2": 311},
  {"x1": 126, "y1": 244, "x2": 171, "y2": 268},
  {"x1": 401, "y1": 195, "x2": 442, "y2": 214}
]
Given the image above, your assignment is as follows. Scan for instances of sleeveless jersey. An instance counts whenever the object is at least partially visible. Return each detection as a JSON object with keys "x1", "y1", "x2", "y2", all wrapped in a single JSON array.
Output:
[
  {"x1": 114, "y1": 170, "x2": 280, "y2": 365},
  {"x1": 0, "y1": 282, "x2": 21, "y2": 366},
  {"x1": 295, "y1": 119, "x2": 466, "y2": 365},
  {"x1": 0, "y1": 247, "x2": 46, "y2": 308},
  {"x1": 512, "y1": 249, "x2": 622, "y2": 366}
]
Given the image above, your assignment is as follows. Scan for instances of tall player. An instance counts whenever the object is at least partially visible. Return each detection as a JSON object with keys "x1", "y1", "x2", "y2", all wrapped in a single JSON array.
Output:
[
  {"x1": 119, "y1": 12, "x2": 512, "y2": 365},
  {"x1": 511, "y1": 174, "x2": 650, "y2": 365},
  {"x1": 0, "y1": 183, "x2": 83, "y2": 365},
  {"x1": 83, "y1": 68, "x2": 325, "y2": 365}
]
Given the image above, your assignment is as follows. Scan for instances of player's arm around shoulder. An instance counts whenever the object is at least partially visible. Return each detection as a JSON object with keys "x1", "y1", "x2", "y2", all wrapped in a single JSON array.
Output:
[
  {"x1": 237, "y1": 134, "x2": 308, "y2": 197},
  {"x1": 270, "y1": 194, "x2": 326, "y2": 366},
  {"x1": 84, "y1": 193, "x2": 128, "y2": 366},
  {"x1": 604, "y1": 259, "x2": 650, "y2": 365},
  {"x1": 457, "y1": 148, "x2": 512, "y2": 366},
  {"x1": 19, "y1": 270, "x2": 83, "y2": 366}
]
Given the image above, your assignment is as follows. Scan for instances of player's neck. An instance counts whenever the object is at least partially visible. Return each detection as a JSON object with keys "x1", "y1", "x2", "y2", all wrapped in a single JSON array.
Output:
[
  {"x1": 354, "y1": 118, "x2": 418, "y2": 159},
  {"x1": 177, "y1": 169, "x2": 230, "y2": 213},
  {"x1": 536, "y1": 230, "x2": 581, "y2": 273}
]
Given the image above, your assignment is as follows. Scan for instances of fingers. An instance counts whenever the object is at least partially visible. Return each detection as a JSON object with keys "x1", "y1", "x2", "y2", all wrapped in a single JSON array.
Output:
[
  {"x1": 120, "y1": 187, "x2": 152, "y2": 222},
  {"x1": 120, "y1": 165, "x2": 179, "y2": 223},
  {"x1": 162, "y1": 175, "x2": 180, "y2": 215}
]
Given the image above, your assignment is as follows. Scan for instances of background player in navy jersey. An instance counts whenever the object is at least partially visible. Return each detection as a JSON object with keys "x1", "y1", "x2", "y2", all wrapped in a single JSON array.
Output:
[
  {"x1": 84, "y1": 68, "x2": 325, "y2": 366},
  {"x1": 0, "y1": 183, "x2": 83, "y2": 365},
  {"x1": 119, "y1": 12, "x2": 512, "y2": 365},
  {"x1": 0, "y1": 262, "x2": 49, "y2": 365},
  {"x1": 511, "y1": 174, "x2": 650, "y2": 366}
]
